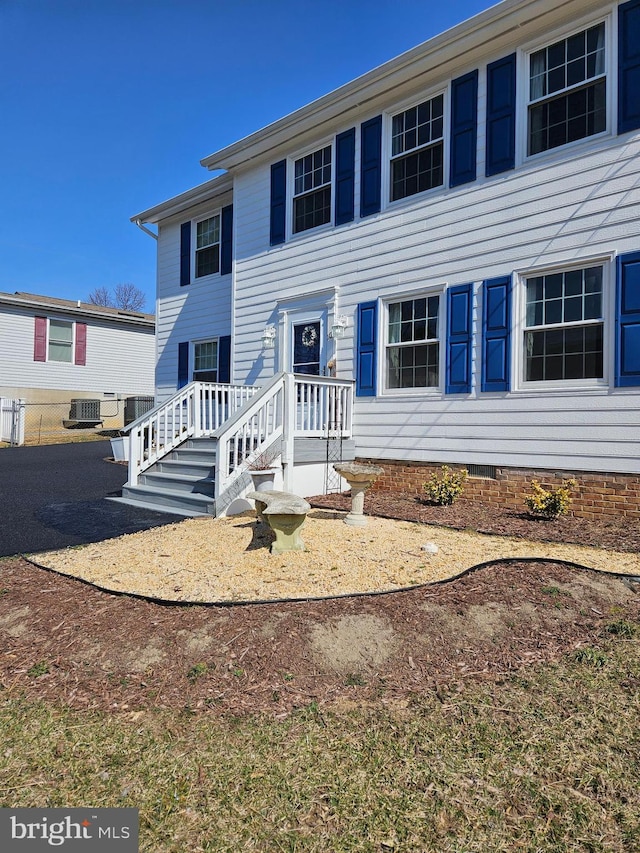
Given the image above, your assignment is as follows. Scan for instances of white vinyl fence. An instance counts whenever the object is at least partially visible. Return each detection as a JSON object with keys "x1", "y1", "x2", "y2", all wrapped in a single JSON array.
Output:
[{"x1": 0, "y1": 398, "x2": 25, "y2": 445}]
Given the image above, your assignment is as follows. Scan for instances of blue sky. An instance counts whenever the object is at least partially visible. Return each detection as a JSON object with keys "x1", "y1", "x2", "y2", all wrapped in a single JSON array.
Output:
[{"x1": 0, "y1": 0, "x2": 494, "y2": 311}]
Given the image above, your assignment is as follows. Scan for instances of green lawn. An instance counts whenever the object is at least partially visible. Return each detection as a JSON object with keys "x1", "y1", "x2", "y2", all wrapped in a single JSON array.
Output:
[{"x1": 2, "y1": 631, "x2": 639, "y2": 852}]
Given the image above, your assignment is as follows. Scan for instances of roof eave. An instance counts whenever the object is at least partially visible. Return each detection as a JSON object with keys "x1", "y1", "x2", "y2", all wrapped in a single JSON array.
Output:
[
  {"x1": 199, "y1": 0, "x2": 521, "y2": 171},
  {"x1": 0, "y1": 293, "x2": 155, "y2": 327},
  {"x1": 131, "y1": 172, "x2": 234, "y2": 225}
]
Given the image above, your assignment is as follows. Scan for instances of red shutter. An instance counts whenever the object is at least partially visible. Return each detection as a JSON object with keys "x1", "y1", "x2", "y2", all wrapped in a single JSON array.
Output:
[
  {"x1": 75, "y1": 322, "x2": 87, "y2": 365},
  {"x1": 34, "y1": 316, "x2": 47, "y2": 361}
]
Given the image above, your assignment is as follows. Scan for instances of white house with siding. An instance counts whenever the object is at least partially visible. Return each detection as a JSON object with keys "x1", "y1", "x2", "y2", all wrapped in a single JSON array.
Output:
[
  {"x1": 0, "y1": 291, "x2": 155, "y2": 439},
  {"x1": 127, "y1": 0, "x2": 640, "y2": 520}
]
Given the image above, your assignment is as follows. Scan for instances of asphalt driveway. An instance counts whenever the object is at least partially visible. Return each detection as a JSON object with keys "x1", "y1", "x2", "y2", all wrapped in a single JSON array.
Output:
[{"x1": 0, "y1": 440, "x2": 182, "y2": 557}]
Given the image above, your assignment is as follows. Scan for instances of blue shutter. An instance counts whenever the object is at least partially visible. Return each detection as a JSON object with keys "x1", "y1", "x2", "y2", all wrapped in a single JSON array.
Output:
[
  {"x1": 335, "y1": 128, "x2": 356, "y2": 226},
  {"x1": 616, "y1": 251, "x2": 640, "y2": 386},
  {"x1": 356, "y1": 300, "x2": 378, "y2": 397},
  {"x1": 270, "y1": 159, "x2": 287, "y2": 245},
  {"x1": 218, "y1": 335, "x2": 231, "y2": 383},
  {"x1": 360, "y1": 115, "x2": 382, "y2": 217},
  {"x1": 180, "y1": 222, "x2": 191, "y2": 287},
  {"x1": 178, "y1": 341, "x2": 189, "y2": 389},
  {"x1": 446, "y1": 284, "x2": 473, "y2": 394},
  {"x1": 618, "y1": 0, "x2": 640, "y2": 134},
  {"x1": 220, "y1": 204, "x2": 233, "y2": 276},
  {"x1": 486, "y1": 54, "x2": 516, "y2": 176},
  {"x1": 450, "y1": 70, "x2": 478, "y2": 188},
  {"x1": 481, "y1": 276, "x2": 511, "y2": 392}
]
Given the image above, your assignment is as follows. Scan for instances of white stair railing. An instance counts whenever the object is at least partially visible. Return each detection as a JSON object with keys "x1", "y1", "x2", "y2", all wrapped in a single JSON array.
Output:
[
  {"x1": 213, "y1": 373, "x2": 286, "y2": 499},
  {"x1": 124, "y1": 374, "x2": 355, "y2": 499},
  {"x1": 125, "y1": 382, "x2": 260, "y2": 485}
]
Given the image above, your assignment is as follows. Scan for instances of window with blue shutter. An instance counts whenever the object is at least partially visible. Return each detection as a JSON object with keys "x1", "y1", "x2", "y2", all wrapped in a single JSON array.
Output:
[
  {"x1": 218, "y1": 335, "x2": 231, "y2": 383},
  {"x1": 356, "y1": 301, "x2": 378, "y2": 396},
  {"x1": 180, "y1": 222, "x2": 191, "y2": 287},
  {"x1": 270, "y1": 160, "x2": 287, "y2": 245},
  {"x1": 450, "y1": 70, "x2": 478, "y2": 188},
  {"x1": 618, "y1": 0, "x2": 640, "y2": 134},
  {"x1": 481, "y1": 276, "x2": 511, "y2": 392},
  {"x1": 616, "y1": 251, "x2": 640, "y2": 386},
  {"x1": 335, "y1": 128, "x2": 356, "y2": 226},
  {"x1": 220, "y1": 205, "x2": 233, "y2": 276},
  {"x1": 360, "y1": 115, "x2": 382, "y2": 217},
  {"x1": 486, "y1": 54, "x2": 516, "y2": 176},
  {"x1": 446, "y1": 284, "x2": 473, "y2": 394},
  {"x1": 178, "y1": 341, "x2": 189, "y2": 389}
]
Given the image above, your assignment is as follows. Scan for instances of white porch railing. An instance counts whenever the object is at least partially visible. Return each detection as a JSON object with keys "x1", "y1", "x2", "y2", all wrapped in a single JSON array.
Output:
[
  {"x1": 0, "y1": 397, "x2": 25, "y2": 446},
  {"x1": 124, "y1": 373, "x2": 354, "y2": 498},
  {"x1": 292, "y1": 375, "x2": 353, "y2": 436}
]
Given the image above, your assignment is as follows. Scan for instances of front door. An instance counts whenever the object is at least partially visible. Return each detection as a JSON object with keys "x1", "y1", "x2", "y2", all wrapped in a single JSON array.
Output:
[{"x1": 292, "y1": 320, "x2": 321, "y2": 375}]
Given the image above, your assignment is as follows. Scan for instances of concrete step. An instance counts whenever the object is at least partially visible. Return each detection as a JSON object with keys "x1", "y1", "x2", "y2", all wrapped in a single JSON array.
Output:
[
  {"x1": 121, "y1": 484, "x2": 215, "y2": 516},
  {"x1": 170, "y1": 446, "x2": 219, "y2": 465},
  {"x1": 139, "y1": 470, "x2": 215, "y2": 496},
  {"x1": 155, "y1": 458, "x2": 216, "y2": 478},
  {"x1": 106, "y1": 496, "x2": 205, "y2": 519}
]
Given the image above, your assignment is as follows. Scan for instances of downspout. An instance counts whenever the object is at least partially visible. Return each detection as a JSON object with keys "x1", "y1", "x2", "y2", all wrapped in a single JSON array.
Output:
[{"x1": 134, "y1": 219, "x2": 158, "y2": 240}]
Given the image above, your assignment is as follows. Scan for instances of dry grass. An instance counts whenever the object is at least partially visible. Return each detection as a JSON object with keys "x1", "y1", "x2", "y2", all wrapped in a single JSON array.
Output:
[{"x1": 2, "y1": 632, "x2": 639, "y2": 852}]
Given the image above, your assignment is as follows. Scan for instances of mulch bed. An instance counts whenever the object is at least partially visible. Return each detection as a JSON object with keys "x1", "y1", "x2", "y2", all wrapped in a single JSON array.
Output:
[
  {"x1": 1, "y1": 493, "x2": 638, "y2": 717},
  {"x1": 309, "y1": 492, "x2": 640, "y2": 551}
]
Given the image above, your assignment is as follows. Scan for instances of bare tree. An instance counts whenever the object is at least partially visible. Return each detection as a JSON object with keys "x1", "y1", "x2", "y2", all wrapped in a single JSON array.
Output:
[
  {"x1": 87, "y1": 286, "x2": 113, "y2": 307},
  {"x1": 114, "y1": 282, "x2": 146, "y2": 312},
  {"x1": 87, "y1": 283, "x2": 146, "y2": 312}
]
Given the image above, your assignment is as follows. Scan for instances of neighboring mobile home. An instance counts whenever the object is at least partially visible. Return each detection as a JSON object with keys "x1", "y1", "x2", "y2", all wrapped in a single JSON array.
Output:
[
  {"x1": 128, "y1": 0, "x2": 640, "y2": 520},
  {"x1": 0, "y1": 291, "x2": 155, "y2": 442}
]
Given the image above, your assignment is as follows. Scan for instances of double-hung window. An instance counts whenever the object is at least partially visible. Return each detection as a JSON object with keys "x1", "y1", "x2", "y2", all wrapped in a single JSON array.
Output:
[
  {"x1": 193, "y1": 340, "x2": 218, "y2": 382},
  {"x1": 48, "y1": 319, "x2": 73, "y2": 363},
  {"x1": 524, "y1": 265, "x2": 604, "y2": 382},
  {"x1": 293, "y1": 145, "x2": 332, "y2": 234},
  {"x1": 386, "y1": 295, "x2": 440, "y2": 389},
  {"x1": 196, "y1": 215, "x2": 220, "y2": 278},
  {"x1": 390, "y1": 95, "x2": 444, "y2": 202},
  {"x1": 528, "y1": 22, "x2": 606, "y2": 156}
]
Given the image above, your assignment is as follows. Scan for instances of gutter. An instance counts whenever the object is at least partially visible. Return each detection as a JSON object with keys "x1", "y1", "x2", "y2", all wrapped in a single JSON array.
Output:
[{"x1": 134, "y1": 219, "x2": 158, "y2": 240}]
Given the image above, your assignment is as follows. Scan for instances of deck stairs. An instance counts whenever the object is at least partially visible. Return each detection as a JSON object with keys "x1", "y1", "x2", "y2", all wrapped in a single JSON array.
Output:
[{"x1": 114, "y1": 373, "x2": 354, "y2": 518}]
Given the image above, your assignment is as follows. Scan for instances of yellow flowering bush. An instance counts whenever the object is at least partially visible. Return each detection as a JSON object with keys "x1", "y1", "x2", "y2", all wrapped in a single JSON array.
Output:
[
  {"x1": 524, "y1": 479, "x2": 577, "y2": 519},
  {"x1": 424, "y1": 465, "x2": 468, "y2": 506}
]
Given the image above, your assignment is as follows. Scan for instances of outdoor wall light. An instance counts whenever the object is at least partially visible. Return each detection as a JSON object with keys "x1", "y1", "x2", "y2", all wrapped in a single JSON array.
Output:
[
  {"x1": 261, "y1": 324, "x2": 276, "y2": 349},
  {"x1": 329, "y1": 315, "x2": 348, "y2": 339}
]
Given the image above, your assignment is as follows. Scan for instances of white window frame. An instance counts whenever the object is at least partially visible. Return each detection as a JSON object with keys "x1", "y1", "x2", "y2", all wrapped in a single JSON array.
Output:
[
  {"x1": 290, "y1": 140, "x2": 334, "y2": 237},
  {"x1": 47, "y1": 318, "x2": 75, "y2": 364},
  {"x1": 518, "y1": 11, "x2": 613, "y2": 166},
  {"x1": 193, "y1": 211, "x2": 221, "y2": 280},
  {"x1": 514, "y1": 255, "x2": 613, "y2": 392},
  {"x1": 385, "y1": 86, "x2": 449, "y2": 208},
  {"x1": 382, "y1": 287, "x2": 444, "y2": 395},
  {"x1": 192, "y1": 338, "x2": 219, "y2": 382}
]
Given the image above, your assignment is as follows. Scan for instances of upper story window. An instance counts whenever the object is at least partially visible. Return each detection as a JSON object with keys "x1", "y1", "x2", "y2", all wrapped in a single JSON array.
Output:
[
  {"x1": 48, "y1": 319, "x2": 73, "y2": 363},
  {"x1": 386, "y1": 294, "x2": 440, "y2": 389},
  {"x1": 524, "y1": 265, "x2": 604, "y2": 382},
  {"x1": 196, "y1": 215, "x2": 220, "y2": 278},
  {"x1": 390, "y1": 94, "x2": 444, "y2": 202},
  {"x1": 528, "y1": 22, "x2": 606, "y2": 156},
  {"x1": 293, "y1": 145, "x2": 332, "y2": 234},
  {"x1": 193, "y1": 339, "x2": 218, "y2": 382}
]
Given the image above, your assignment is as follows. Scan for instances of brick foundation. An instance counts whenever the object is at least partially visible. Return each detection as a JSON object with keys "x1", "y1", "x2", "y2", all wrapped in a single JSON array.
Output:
[{"x1": 357, "y1": 458, "x2": 640, "y2": 521}]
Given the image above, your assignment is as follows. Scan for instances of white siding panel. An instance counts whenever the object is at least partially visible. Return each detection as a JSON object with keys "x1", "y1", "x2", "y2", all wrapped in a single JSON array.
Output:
[
  {"x1": 230, "y1": 128, "x2": 640, "y2": 474},
  {"x1": 0, "y1": 305, "x2": 154, "y2": 395},
  {"x1": 155, "y1": 218, "x2": 233, "y2": 401}
]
